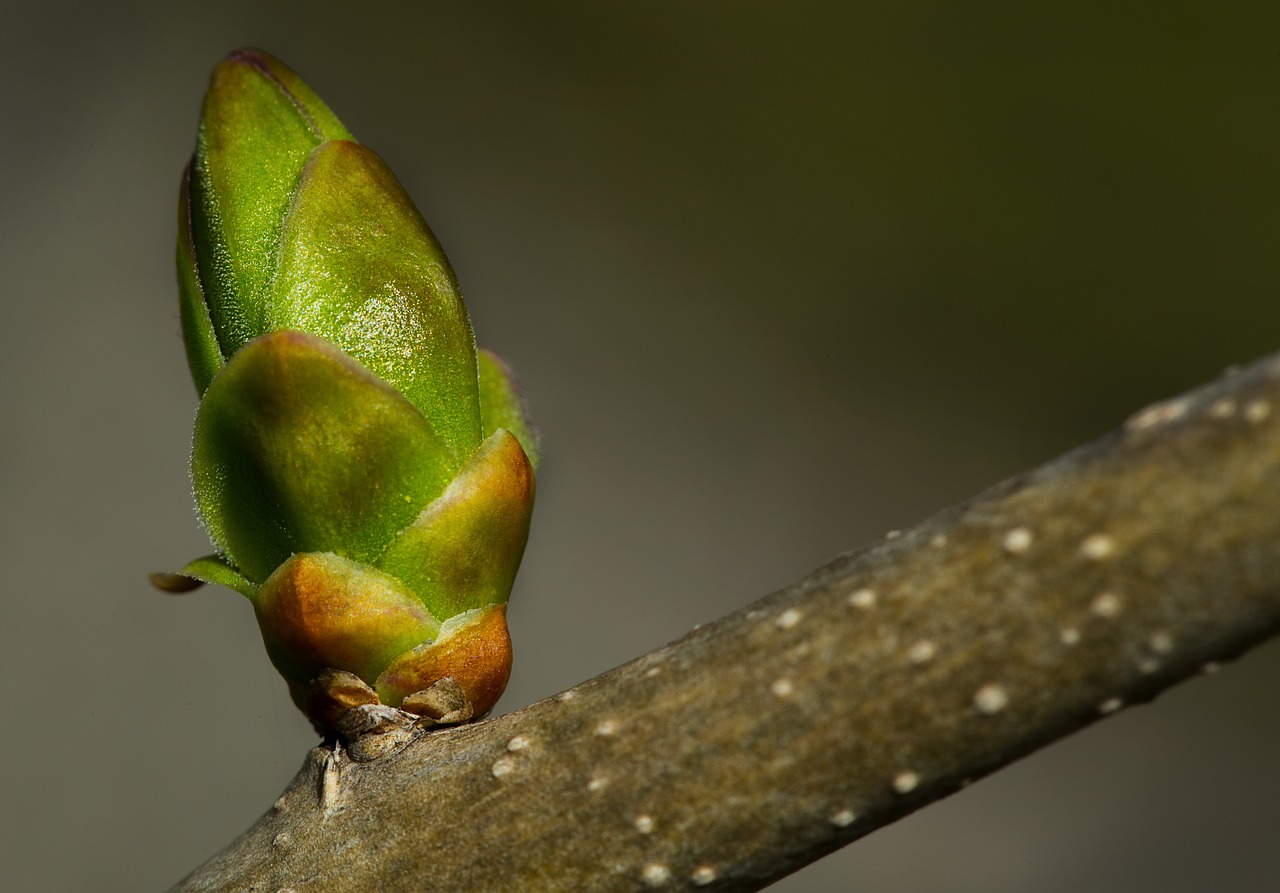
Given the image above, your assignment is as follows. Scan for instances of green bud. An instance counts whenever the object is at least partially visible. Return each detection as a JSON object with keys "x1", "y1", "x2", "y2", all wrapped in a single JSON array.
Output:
[{"x1": 158, "y1": 49, "x2": 538, "y2": 730}]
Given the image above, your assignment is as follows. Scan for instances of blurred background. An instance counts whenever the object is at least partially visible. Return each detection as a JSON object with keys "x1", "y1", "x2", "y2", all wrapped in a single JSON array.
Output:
[{"x1": 3, "y1": 3, "x2": 1279, "y2": 890}]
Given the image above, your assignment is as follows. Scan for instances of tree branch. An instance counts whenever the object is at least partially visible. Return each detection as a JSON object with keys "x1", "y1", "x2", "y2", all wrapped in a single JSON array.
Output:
[{"x1": 170, "y1": 353, "x2": 1280, "y2": 893}]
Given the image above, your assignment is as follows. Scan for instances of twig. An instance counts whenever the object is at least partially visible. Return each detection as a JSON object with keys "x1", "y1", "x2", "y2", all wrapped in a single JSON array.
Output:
[{"x1": 170, "y1": 352, "x2": 1280, "y2": 892}]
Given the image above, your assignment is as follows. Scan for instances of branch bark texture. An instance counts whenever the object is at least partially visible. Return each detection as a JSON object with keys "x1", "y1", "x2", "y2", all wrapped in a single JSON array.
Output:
[{"x1": 172, "y1": 354, "x2": 1280, "y2": 892}]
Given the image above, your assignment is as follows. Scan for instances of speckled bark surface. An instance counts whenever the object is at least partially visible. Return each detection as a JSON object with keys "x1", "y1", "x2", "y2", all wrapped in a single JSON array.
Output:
[{"x1": 170, "y1": 354, "x2": 1280, "y2": 893}]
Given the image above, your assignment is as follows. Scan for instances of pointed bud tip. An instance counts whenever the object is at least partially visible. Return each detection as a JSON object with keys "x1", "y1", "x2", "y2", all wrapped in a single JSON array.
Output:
[
  {"x1": 225, "y1": 47, "x2": 274, "y2": 66},
  {"x1": 208, "y1": 47, "x2": 274, "y2": 91},
  {"x1": 216, "y1": 47, "x2": 292, "y2": 84}
]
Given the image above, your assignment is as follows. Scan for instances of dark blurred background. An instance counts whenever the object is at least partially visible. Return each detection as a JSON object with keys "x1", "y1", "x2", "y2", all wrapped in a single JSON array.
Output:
[{"x1": 3, "y1": 3, "x2": 1279, "y2": 891}]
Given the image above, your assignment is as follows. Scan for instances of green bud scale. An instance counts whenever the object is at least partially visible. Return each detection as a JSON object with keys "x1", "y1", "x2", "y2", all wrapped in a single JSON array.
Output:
[{"x1": 154, "y1": 49, "x2": 538, "y2": 733}]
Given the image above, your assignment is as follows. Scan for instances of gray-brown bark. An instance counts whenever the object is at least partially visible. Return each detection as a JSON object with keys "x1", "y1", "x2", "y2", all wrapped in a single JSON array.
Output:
[{"x1": 171, "y1": 353, "x2": 1280, "y2": 893}]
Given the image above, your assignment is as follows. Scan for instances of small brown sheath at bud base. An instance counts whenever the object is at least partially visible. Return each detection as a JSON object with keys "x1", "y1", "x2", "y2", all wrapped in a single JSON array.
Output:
[{"x1": 291, "y1": 669, "x2": 382, "y2": 734}]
